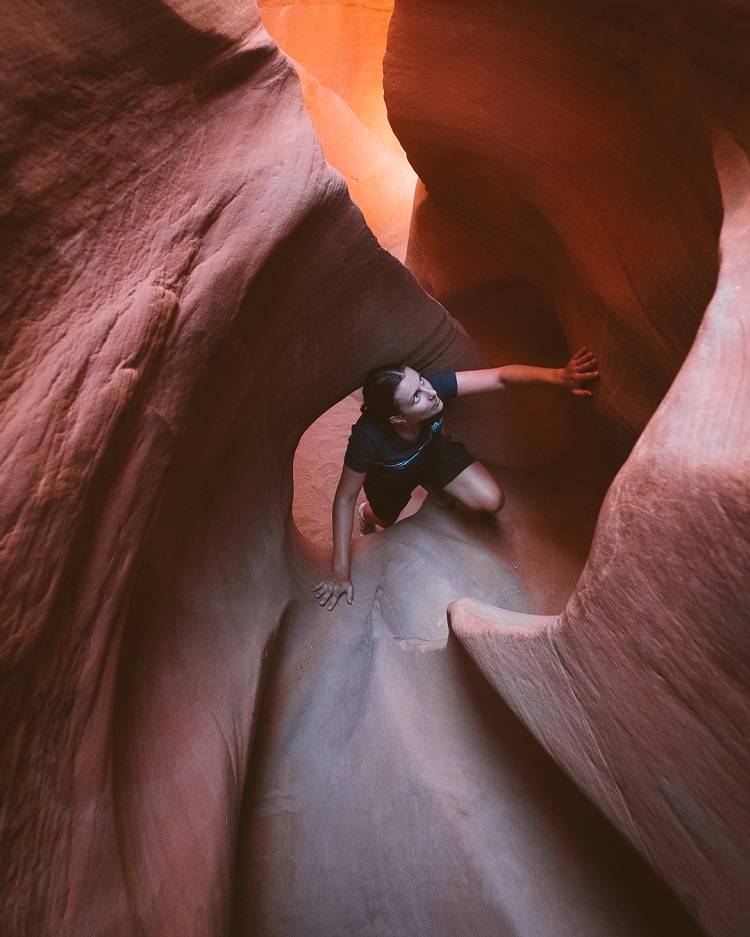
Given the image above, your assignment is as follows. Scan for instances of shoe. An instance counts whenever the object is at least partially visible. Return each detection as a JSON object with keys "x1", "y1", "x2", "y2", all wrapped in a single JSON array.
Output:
[{"x1": 358, "y1": 501, "x2": 376, "y2": 536}]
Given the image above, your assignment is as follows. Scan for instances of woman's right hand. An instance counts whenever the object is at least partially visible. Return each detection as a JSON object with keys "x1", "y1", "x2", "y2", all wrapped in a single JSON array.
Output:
[
  {"x1": 561, "y1": 347, "x2": 599, "y2": 395},
  {"x1": 312, "y1": 575, "x2": 354, "y2": 611}
]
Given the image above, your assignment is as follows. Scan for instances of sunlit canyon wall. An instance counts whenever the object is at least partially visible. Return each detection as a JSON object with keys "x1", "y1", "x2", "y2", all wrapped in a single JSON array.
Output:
[
  {"x1": 0, "y1": 1, "x2": 748, "y2": 936},
  {"x1": 257, "y1": 0, "x2": 416, "y2": 258}
]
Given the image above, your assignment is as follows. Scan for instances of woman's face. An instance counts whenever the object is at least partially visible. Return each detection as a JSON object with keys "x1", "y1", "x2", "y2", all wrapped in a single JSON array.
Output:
[{"x1": 391, "y1": 367, "x2": 444, "y2": 424}]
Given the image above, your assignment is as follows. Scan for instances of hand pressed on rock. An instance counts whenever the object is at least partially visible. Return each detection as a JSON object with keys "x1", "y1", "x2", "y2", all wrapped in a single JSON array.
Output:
[
  {"x1": 562, "y1": 347, "x2": 599, "y2": 396},
  {"x1": 312, "y1": 576, "x2": 353, "y2": 611}
]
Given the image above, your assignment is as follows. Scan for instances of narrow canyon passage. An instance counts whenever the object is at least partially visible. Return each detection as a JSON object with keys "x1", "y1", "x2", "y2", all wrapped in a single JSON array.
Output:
[
  {"x1": 2, "y1": 1, "x2": 749, "y2": 935},
  {"x1": 233, "y1": 497, "x2": 699, "y2": 935}
]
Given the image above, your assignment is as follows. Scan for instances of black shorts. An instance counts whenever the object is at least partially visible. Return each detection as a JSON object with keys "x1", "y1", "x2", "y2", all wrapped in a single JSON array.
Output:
[{"x1": 363, "y1": 435, "x2": 476, "y2": 524}]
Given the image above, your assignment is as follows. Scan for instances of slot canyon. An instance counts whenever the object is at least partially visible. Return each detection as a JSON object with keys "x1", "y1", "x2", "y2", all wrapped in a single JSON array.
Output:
[{"x1": 1, "y1": 0, "x2": 749, "y2": 935}]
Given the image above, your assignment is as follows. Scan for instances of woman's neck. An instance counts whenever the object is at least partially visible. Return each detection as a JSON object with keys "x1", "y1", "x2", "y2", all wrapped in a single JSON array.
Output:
[{"x1": 391, "y1": 420, "x2": 422, "y2": 441}]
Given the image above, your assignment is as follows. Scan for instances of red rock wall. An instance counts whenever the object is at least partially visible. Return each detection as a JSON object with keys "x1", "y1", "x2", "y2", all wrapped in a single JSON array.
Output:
[
  {"x1": 0, "y1": 2, "x2": 468, "y2": 933},
  {"x1": 2, "y1": 0, "x2": 748, "y2": 935},
  {"x1": 416, "y1": 4, "x2": 750, "y2": 934},
  {"x1": 452, "y1": 132, "x2": 750, "y2": 936},
  {"x1": 385, "y1": 0, "x2": 733, "y2": 454},
  {"x1": 257, "y1": 0, "x2": 417, "y2": 258}
]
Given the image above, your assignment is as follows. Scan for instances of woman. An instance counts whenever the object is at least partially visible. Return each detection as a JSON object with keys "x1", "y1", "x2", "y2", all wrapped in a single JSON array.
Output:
[{"x1": 312, "y1": 348, "x2": 598, "y2": 610}]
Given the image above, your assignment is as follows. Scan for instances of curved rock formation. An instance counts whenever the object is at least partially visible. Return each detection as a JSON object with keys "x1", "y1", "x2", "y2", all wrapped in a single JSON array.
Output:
[
  {"x1": 381, "y1": 2, "x2": 750, "y2": 934},
  {"x1": 385, "y1": 0, "x2": 728, "y2": 452},
  {"x1": 452, "y1": 130, "x2": 750, "y2": 937},
  {"x1": 1, "y1": 0, "x2": 747, "y2": 935},
  {"x1": 258, "y1": 0, "x2": 417, "y2": 257},
  {"x1": 0, "y1": 2, "x2": 463, "y2": 932}
]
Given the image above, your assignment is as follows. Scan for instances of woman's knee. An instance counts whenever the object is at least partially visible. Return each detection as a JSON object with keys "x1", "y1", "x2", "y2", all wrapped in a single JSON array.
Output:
[
  {"x1": 445, "y1": 466, "x2": 505, "y2": 513},
  {"x1": 487, "y1": 484, "x2": 505, "y2": 513},
  {"x1": 473, "y1": 482, "x2": 505, "y2": 513}
]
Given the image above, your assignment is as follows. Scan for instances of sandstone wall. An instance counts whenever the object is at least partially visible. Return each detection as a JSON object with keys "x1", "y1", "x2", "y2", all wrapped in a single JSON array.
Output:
[
  {"x1": 2, "y1": 0, "x2": 748, "y2": 935},
  {"x1": 452, "y1": 131, "x2": 750, "y2": 936},
  {"x1": 0, "y1": 2, "x2": 467, "y2": 932},
  {"x1": 388, "y1": 3, "x2": 750, "y2": 934},
  {"x1": 258, "y1": 0, "x2": 417, "y2": 258},
  {"x1": 384, "y1": 0, "x2": 736, "y2": 455}
]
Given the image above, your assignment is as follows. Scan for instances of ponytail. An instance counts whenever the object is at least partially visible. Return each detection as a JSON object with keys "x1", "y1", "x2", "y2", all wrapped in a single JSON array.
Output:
[{"x1": 361, "y1": 364, "x2": 406, "y2": 423}]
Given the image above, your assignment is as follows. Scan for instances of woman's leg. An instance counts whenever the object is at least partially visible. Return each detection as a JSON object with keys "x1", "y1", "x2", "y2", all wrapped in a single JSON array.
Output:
[
  {"x1": 361, "y1": 501, "x2": 395, "y2": 528},
  {"x1": 362, "y1": 474, "x2": 415, "y2": 528},
  {"x1": 442, "y1": 462, "x2": 505, "y2": 513}
]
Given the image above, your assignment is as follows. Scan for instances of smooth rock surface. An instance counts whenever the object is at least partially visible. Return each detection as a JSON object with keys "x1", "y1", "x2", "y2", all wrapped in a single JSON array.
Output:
[
  {"x1": 452, "y1": 131, "x2": 750, "y2": 937},
  {"x1": 385, "y1": 0, "x2": 730, "y2": 451},
  {"x1": 258, "y1": 0, "x2": 416, "y2": 258},
  {"x1": 236, "y1": 502, "x2": 700, "y2": 936},
  {"x1": 0, "y1": 2, "x2": 467, "y2": 932},
  {"x1": 2, "y1": 0, "x2": 747, "y2": 935}
]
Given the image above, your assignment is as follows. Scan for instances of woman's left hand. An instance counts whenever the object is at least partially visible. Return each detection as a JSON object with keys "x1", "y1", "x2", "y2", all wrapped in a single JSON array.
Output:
[
  {"x1": 312, "y1": 575, "x2": 354, "y2": 611},
  {"x1": 561, "y1": 347, "x2": 599, "y2": 396}
]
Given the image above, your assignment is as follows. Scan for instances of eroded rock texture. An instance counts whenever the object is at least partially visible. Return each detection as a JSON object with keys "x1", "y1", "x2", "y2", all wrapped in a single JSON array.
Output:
[
  {"x1": 385, "y1": 0, "x2": 733, "y2": 452},
  {"x1": 0, "y1": 2, "x2": 466, "y2": 932},
  {"x1": 1, "y1": 0, "x2": 747, "y2": 936},
  {"x1": 453, "y1": 130, "x2": 750, "y2": 937},
  {"x1": 389, "y1": 3, "x2": 750, "y2": 935}
]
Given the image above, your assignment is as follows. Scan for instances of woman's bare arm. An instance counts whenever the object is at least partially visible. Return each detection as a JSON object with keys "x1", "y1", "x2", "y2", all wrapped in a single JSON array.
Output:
[
  {"x1": 312, "y1": 466, "x2": 366, "y2": 610},
  {"x1": 455, "y1": 347, "x2": 599, "y2": 397}
]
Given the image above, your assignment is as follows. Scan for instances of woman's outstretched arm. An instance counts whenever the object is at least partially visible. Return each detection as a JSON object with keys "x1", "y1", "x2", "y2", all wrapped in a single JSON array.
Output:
[
  {"x1": 455, "y1": 347, "x2": 599, "y2": 397},
  {"x1": 312, "y1": 466, "x2": 366, "y2": 611}
]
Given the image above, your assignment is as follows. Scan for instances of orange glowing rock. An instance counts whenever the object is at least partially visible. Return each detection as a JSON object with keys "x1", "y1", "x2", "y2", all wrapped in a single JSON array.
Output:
[{"x1": 258, "y1": 0, "x2": 416, "y2": 258}]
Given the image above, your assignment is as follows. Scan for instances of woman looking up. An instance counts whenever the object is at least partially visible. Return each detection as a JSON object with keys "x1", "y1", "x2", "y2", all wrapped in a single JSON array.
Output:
[{"x1": 312, "y1": 348, "x2": 599, "y2": 610}]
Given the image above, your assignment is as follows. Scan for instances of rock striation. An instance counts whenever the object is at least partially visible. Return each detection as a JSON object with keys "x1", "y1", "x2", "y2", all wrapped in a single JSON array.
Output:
[
  {"x1": 380, "y1": 3, "x2": 750, "y2": 934},
  {"x1": 1, "y1": 0, "x2": 748, "y2": 936},
  {"x1": 452, "y1": 130, "x2": 750, "y2": 937},
  {"x1": 384, "y1": 0, "x2": 734, "y2": 452},
  {"x1": 0, "y1": 2, "x2": 465, "y2": 932}
]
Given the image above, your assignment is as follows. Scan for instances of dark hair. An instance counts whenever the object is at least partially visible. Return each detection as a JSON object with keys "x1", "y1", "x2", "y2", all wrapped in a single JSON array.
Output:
[{"x1": 361, "y1": 364, "x2": 406, "y2": 422}]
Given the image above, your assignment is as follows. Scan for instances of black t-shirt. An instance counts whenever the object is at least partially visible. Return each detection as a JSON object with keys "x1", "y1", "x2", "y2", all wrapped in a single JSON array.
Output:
[{"x1": 344, "y1": 371, "x2": 458, "y2": 479}]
